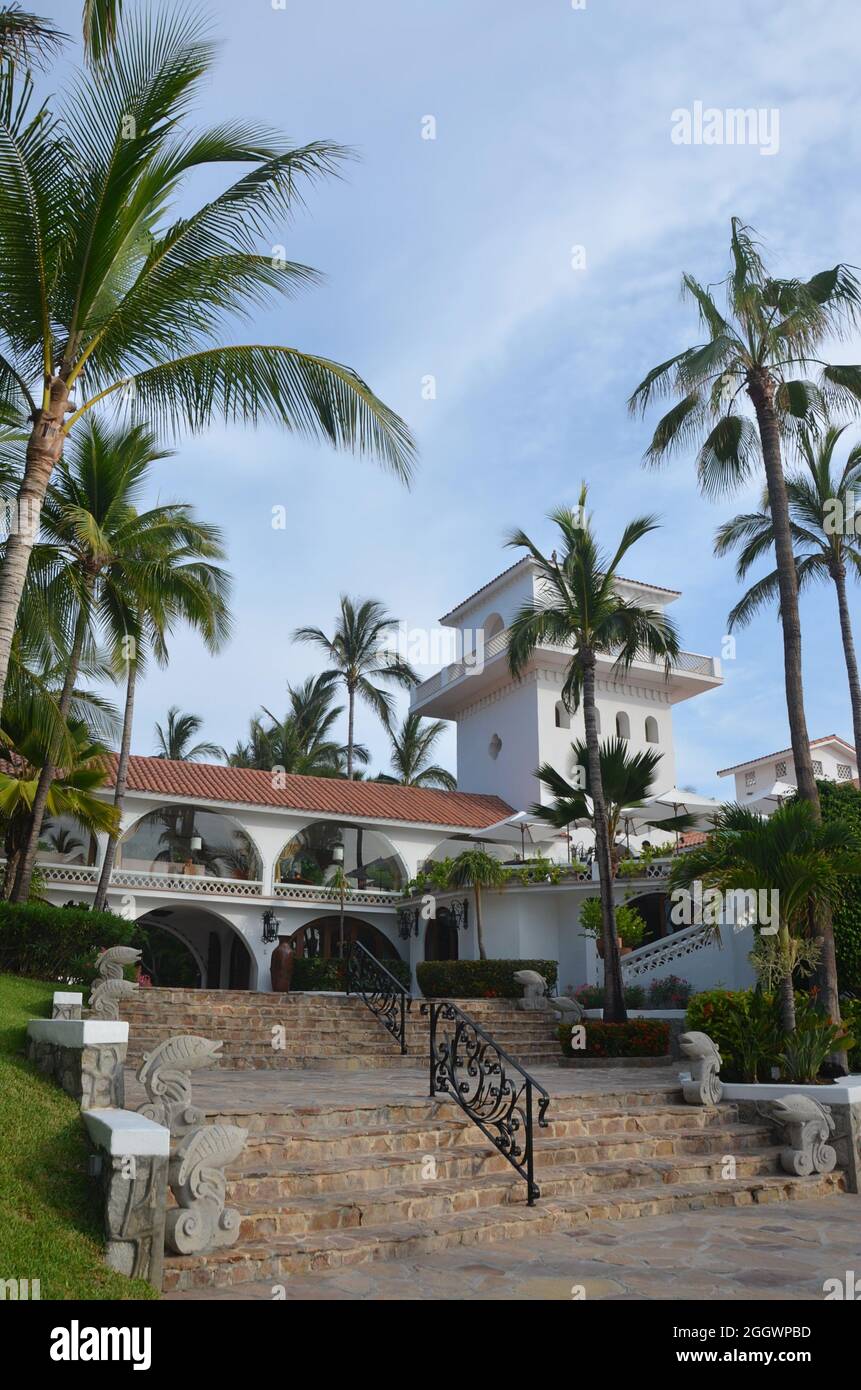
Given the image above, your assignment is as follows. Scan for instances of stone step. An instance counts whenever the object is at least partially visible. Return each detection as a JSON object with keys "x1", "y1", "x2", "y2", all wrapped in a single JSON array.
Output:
[
  {"x1": 162, "y1": 1171, "x2": 845, "y2": 1291},
  {"x1": 227, "y1": 1124, "x2": 777, "y2": 1199}
]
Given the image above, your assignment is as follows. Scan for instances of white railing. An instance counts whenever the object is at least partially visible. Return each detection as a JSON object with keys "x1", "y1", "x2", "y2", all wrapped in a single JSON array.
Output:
[
  {"x1": 38, "y1": 861, "x2": 263, "y2": 897},
  {"x1": 411, "y1": 625, "x2": 719, "y2": 704},
  {"x1": 621, "y1": 921, "x2": 720, "y2": 979},
  {"x1": 273, "y1": 882, "x2": 400, "y2": 908}
]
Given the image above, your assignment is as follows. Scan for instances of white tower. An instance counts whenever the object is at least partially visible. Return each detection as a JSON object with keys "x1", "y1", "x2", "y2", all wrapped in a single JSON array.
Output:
[{"x1": 410, "y1": 557, "x2": 723, "y2": 813}]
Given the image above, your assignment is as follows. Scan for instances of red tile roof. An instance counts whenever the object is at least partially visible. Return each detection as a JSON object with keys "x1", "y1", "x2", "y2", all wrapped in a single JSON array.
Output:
[{"x1": 99, "y1": 755, "x2": 513, "y2": 829}]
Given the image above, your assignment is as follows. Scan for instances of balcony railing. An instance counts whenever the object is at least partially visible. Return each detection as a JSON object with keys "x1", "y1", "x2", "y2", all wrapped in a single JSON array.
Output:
[
  {"x1": 35, "y1": 860, "x2": 401, "y2": 906},
  {"x1": 273, "y1": 882, "x2": 401, "y2": 908},
  {"x1": 411, "y1": 625, "x2": 719, "y2": 704}
]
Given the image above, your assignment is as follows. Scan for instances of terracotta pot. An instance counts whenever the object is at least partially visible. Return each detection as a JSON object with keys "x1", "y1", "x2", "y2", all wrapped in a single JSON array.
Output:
[
  {"x1": 595, "y1": 937, "x2": 623, "y2": 960},
  {"x1": 270, "y1": 935, "x2": 295, "y2": 993}
]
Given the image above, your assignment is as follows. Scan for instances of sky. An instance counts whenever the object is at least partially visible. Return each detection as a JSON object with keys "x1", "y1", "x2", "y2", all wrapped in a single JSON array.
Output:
[{"x1": 34, "y1": 0, "x2": 861, "y2": 796}]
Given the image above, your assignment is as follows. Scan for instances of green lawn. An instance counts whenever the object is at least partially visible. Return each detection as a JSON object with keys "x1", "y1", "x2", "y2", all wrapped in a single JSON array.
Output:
[{"x1": 0, "y1": 973, "x2": 158, "y2": 1300}]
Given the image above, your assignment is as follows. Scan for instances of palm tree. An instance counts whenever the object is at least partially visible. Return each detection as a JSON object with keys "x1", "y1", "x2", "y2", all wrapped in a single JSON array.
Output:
[
  {"x1": 154, "y1": 707, "x2": 220, "y2": 762},
  {"x1": 669, "y1": 801, "x2": 861, "y2": 1037},
  {"x1": 715, "y1": 424, "x2": 861, "y2": 762},
  {"x1": 293, "y1": 597, "x2": 419, "y2": 778},
  {"x1": 532, "y1": 736, "x2": 666, "y2": 866},
  {"x1": 0, "y1": 694, "x2": 118, "y2": 895},
  {"x1": 377, "y1": 712, "x2": 456, "y2": 789},
  {"x1": 92, "y1": 514, "x2": 231, "y2": 912},
  {"x1": 505, "y1": 486, "x2": 680, "y2": 1023},
  {"x1": 629, "y1": 219, "x2": 861, "y2": 1031},
  {"x1": 0, "y1": 6, "x2": 65, "y2": 68},
  {"x1": 446, "y1": 847, "x2": 506, "y2": 961},
  {"x1": 0, "y1": 6, "x2": 416, "y2": 717},
  {"x1": 225, "y1": 674, "x2": 368, "y2": 775}
]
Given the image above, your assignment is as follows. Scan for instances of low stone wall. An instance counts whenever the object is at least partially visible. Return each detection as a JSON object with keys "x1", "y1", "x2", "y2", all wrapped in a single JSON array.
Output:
[
  {"x1": 25, "y1": 1019, "x2": 128, "y2": 1109},
  {"x1": 724, "y1": 1080, "x2": 861, "y2": 1193},
  {"x1": 83, "y1": 1109, "x2": 170, "y2": 1289}
]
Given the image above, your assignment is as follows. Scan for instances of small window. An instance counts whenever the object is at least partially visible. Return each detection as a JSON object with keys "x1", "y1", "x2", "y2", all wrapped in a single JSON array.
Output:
[
  {"x1": 812, "y1": 760, "x2": 824, "y2": 776},
  {"x1": 644, "y1": 716, "x2": 659, "y2": 745},
  {"x1": 745, "y1": 770, "x2": 756, "y2": 788},
  {"x1": 775, "y1": 760, "x2": 787, "y2": 779},
  {"x1": 616, "y1": 712, "x2": 630, "y2": 739},
  {"x1": 837, "y1": 763, "x2": 853, "y2": 781},
  {"x1": 554, "y1": 701, "x2": 571, "y2": 730},
  {"x1": 488, "y1": 734, "x2": 502, "y2": 760}
]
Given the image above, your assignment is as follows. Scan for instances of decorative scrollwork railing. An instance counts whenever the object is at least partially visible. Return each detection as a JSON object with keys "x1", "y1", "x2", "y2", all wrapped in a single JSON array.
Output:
[
  {"x1": 425, "y1": 1000, "x2": 550, "y2": 1204},
  {"x1": 345, "y1": 941, "x2": 411, "y2": 1054}
]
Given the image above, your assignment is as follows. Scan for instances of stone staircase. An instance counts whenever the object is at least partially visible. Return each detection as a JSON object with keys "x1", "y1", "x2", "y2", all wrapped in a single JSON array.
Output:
[
  {"x1": 120, "y1": 988, "x2": 564, "y2": 1072},
  {"x1": 162, "y1": 1080, "x2": 845, "y2": 1293}
]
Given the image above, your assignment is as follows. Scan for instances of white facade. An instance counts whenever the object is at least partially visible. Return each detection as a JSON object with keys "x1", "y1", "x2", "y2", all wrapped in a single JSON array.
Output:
[
  {"x1": 717, "y1": 736, "x2": 858, "y2": 803},
  {"x1": 410, "y1": 557, "x2": 722, "y2": 820}
]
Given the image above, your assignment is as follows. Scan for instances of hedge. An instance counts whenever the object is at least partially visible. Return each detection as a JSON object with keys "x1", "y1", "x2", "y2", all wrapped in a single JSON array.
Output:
[
  {"x1": 416, "y1": 959, "x2": 558, "y2": 1000},
  {"x1": 558, "y1": 1019, "x2": 670, "y2": 1058},
  {"x1": 819, "y1": 779, "x2": 861, "y2": 994},
  {"x1": 294, "y1": 955, "x2": 411, "y2": 992},
  {"x1": 0, "y1": 900, "x2": 133, "y2": 983}
]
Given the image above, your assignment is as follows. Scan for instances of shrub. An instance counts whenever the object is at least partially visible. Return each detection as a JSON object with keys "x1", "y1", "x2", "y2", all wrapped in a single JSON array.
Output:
[
  {"x1": 293, "y1": 955, "x2": 411, "y2": 992},
  {"x1": 558, "y1": 1018, "x2": 670, "y2": 1058},
  {"x1": 573, "y1": 981, "x2": 646, "y2": 1009},
  {"x1": 0, "y1": 900, "x2": 132, "y2": 983},
  {"x1": 646, "y1": 974, "x2": 693, "y2": 1009},
  {"x1": 778, "y1": 1018, "x2": 855, "y2": 1085},
  {"x1": 841, "y1": 996, "x2": 861, "y2": 1072},
  {"x1": 416, "y1": 959, "x2": 558, "y2": 999},
  {"x1": 685, "y1": 987, "x2": 846, "y2": 1083},
  {"x1": 819, "y1": 780, "x2": 861, "y2": 994},
  {"x1": 578, "y1": 897, "x2": 646, "y2": 947}
]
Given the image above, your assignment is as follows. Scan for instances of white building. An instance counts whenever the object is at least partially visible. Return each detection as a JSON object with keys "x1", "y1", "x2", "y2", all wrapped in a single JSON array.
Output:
[{"x1": 717, "y1": 735, "x2": 858, "y2": 803}]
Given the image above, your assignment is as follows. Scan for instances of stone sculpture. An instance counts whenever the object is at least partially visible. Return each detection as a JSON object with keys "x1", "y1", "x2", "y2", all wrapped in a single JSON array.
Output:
[
  {"x1": 548, "y1": 994, "x2": 584, "y2": 1023},
  {"x1": 136, "y1": 1035, "x2": 224, "y2": 1138},
  {"x1": 52, "y1": 991, "x2": 83, "y2": 1020},
  {"x1": 513, "y1": 969, "x2": 548, "y2": 1011},
  {"x1": 768, "y1": 1094, "x2": 837, "y2": 1175},
  {"x1": 89, "y1": 946, "x2": 142, "y2": 1020},
  {"x1": 678, "y1": 1030, "x2": 723, "y2": 1105},
  {"x1": 165, "y1": 1123, "x2": 248, "y2": 1255}
]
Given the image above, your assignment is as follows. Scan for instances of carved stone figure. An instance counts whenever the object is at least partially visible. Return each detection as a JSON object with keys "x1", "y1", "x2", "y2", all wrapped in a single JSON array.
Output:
[
  {"x1": 548, "y1": 994, "x2": 584, "y2": 1023},
  {"x1": 136, "y1": 1035, "x2": 224, "y2": 1138},
  {"x1": 52, "y1": 991, "x2": 82, "y2": 1020},
  {"x1": 678, "y1": 1030, "x2": 723, "y2": 1105},
  {"x1": 165, "y1": 1123, "x2": 248, "y2": 1255},
  {"x1": 513, "y1": 969, "x2": 548, "y2": 1012},
  {"x1": 768, "y1": 1094, "x2": 837, "y2": 1175},
  {"x1": 89, "y1": 946, "x2": 142, "y2": 1020}
]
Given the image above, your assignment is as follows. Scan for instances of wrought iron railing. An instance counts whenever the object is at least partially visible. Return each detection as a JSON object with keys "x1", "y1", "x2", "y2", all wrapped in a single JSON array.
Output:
[
  {"x1": 425, "y1": 1000, "x2": 550, "y2": 1204},
  {"x1": 345, "y1": 940, "x2": 411, "y2": 1054}
]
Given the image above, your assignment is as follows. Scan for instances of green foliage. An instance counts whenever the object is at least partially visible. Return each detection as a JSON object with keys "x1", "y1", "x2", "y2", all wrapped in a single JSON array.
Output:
[
  {"x1": 841, "y1": 996, "x2": 861, "y2": 1071},
  {"x1": 778, "y1": 1018, "x2": 855, "y2": 1085},
  {"x1": 819, "y1": 780, "x2": 861, "y2": 993},
  {"x1": 0, "y1": 899, "x2": 132, "y2": 982},
  {"x1": 685, "y1": 986, "x2": 848, "y2": 1082},
  {"x1": 579, "y1": 896, "x2": 646, "y2": 947},
  {"x1": 574, "y1": 981, "x2": 646, "y2": 1008},
  {"x1": 416, "y1": 959, "x2": 558, "y2": 1000},
  {"x1": 558, "y1": 1018, "x2": 670, "y2": 1058},
  {"x1": 0, "y1": 973, "x2": 157, "y2": 1299},
  {"x1": 294, "y1": 955, "x2": 411, "y2": 992},
  {"x1": 573, "y1": 975, "x2": 692, "y2": 1010}
]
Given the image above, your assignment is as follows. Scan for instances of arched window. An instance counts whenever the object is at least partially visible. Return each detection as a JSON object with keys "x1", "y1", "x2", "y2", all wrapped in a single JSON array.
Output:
[
  {"x1": 554, "y1": 701, "x2": 571, "y2": 730},
  {"x1": 117, "y1": 807, "x2": 263, "y2": 881},
  {"x1": 276, "y1": 821, "x2": 405, "y2": 892},
  {"x1": 37, "y1": 814, "x2": 97, "y2": 866},
  {"x1": 616, "y1": 711, "x2": 630, "y2": 739},
  {"x1": 483, "y1": 612, "x2": 504, "y2": 641},
  {"x1": 645, "y1": 716, "x2": 659, "y2": 744}
]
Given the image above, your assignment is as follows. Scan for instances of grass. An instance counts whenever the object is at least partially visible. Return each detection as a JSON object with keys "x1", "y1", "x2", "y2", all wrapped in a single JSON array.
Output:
[{"x1": 0, "y1": 972, "x2": 158, "y2": 1300}]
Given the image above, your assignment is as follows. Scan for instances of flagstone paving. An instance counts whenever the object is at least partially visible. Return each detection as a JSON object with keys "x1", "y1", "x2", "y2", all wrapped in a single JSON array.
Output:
[{"x1": 164, "y1": 1195, "x2": 861, "y2": 1300}]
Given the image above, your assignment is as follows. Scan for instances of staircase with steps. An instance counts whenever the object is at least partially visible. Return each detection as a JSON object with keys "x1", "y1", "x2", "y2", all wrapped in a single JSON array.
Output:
[
  {"x1": 162, "y1": 1081, "x2": 846, "y2": 1292},
  {"x1": 120, "y1": 988, "x2": 564, "y2": 1071}
]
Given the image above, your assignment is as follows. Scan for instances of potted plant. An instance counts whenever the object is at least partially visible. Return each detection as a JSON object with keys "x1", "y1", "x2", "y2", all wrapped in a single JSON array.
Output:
[{"x1": 579, "y1": 897, "x2": 646, "y2": 956}]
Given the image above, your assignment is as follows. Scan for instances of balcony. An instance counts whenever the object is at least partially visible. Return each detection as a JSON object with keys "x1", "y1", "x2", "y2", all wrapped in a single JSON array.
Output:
[{"x1": 410, "y1": 625, "x2": 721, "y2": 718}]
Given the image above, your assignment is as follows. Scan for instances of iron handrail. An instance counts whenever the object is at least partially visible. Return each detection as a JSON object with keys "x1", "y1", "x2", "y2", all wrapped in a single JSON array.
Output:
[
  {"x1": 345, "y1": 940, "x2": 411, "y2": 1053},
  {"x1": 425, "y1": 999, "x2": 551, "y2": 1204}
]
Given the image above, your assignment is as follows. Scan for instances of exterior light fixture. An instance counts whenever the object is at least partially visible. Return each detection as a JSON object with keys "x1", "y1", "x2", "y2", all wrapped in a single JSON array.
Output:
[
  {"x1": 331, "y1": 841, "x2": 345, "y2": 865},
  {"x1": 262, "y1": 909, "x2": 280, "y2": 945},
  {"x1": 190, "y1": 834, "x2": 203, "y2": 852}
]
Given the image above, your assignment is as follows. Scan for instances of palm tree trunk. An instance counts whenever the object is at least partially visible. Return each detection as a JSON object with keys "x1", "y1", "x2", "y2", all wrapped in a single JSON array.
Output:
[
  {"x1": 474, "y1": 880, "x2": 486, "y2": 960},
  {"x1": 346, "y1": 685, "x2": 355, "y2": 779},
  {"x1": 93, "y1": 660, "x2": 137, "y2": 912},
  {"x1": 12, "y1": 592, "x2": 91, "y2": 903},
  {"x1": 778, "y1": 927, "x2": 797, "y2": 1035},
  {"x1": 0, "y1": 377, "x2": 70, "y2": 717},
  {"x1": 749, "y1": 375, "x2": 842, "y2": 1045},
  {"x1": 833, "y1": 563, "x2": 861, "y2": 764},
  {"x1": 583, "y1": 654, "x2": 626, "y2": 1023}
]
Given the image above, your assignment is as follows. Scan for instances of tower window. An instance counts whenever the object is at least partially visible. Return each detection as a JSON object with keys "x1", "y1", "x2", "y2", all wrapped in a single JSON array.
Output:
[
  {"x1": 645, "y1": 716, "x2": 659, "y2": 744},
  {"x1": 616, "y1": 711, "x2": 630, "y2": 739},
  {"x1": 554, "y1": 701, "x2": 571, "y2": 730}
]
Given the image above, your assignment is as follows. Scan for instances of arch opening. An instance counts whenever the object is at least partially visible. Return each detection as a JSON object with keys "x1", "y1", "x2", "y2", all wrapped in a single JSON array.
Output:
[
  {"x1": 276, "y1": 820, "x2": 406, "y2": 892},
  {"x1": 117, "y1": 805, "x2": 263, "y2": 881}
]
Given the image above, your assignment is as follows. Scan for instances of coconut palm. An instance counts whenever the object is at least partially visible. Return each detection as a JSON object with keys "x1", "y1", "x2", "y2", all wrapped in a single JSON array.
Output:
[
  {"x1": 293, "y1": 597, "x2": 419, "y2": 778},
  {"x1": 505, "y1": 486, "x2": 680, "y2": 1023},
  {"x1": 0, "y1": 6, "x2": 65, "y2": 68},
  {"x1": 377, "y1": 712, "x2": 455, "y2": 790},
  {"x1": 0, "y1": 695, "x2": 118, "y2": 895},
  {"x1": 92, "y1": 520, "x2": 231, "y2": 912},
  {"x1": 226, "y1": 674, "x2": 367, "y2": 775},
  {"x1": 628, "y1": 220, "x2": 861, "y2": 1030},
  {"x1": 715, "y1": 424, "x2": 861, "y2": 762},
  {"x1": 446, "y1": 847, "x2": 506, "y2": 961},
  {"x1": 0, "y1": 6, "x2": 415, "y2": 715},
  {"x1": 669, "y1": 801, "x2": 861, "y2": 1036},
  {"x1": 154, "y1": 706, "x2": 220, "y2": 762},
  {"x1": 532, "y1": 736, "x2": 667, "y2": 865}
]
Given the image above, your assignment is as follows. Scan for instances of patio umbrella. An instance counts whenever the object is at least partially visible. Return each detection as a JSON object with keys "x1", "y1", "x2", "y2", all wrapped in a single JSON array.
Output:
[
  {"x1": 473, "y1": 811, "x2": 555, "y2": 859},
  {"x1": 748, "y1": 780, "x2": 796, "y2": 814},
  {"x1": 641, "y1": 786, "x2": 724, "y2": 848}
]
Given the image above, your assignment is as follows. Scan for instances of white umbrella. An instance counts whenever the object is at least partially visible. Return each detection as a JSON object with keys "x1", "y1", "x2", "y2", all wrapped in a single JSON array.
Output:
[
  {"x1": 641, "y1": 786, "x2": 724, "y2": 847},
  {"x1": 748, "y1": 780, "x2": 795, "y2": 814},
  {"x1": 473, "y1": 811, "x2": 554, "y2": 859}
]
